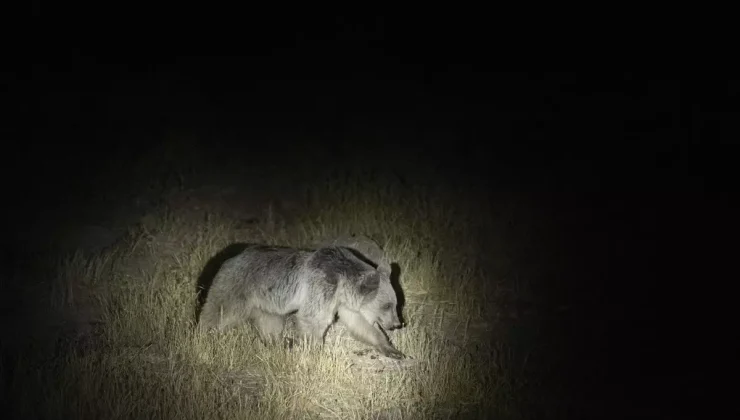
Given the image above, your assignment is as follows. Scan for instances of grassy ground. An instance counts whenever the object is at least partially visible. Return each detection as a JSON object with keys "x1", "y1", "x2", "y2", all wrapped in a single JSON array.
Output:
[{"x1": 1, "y1": 134, "x2": 556, "y2": 419}]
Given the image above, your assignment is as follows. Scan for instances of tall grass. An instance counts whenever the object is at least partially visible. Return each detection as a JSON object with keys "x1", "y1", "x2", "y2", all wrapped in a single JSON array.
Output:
[{"x1": 2, "y1": 140, "x2": 529, "y2": 419}]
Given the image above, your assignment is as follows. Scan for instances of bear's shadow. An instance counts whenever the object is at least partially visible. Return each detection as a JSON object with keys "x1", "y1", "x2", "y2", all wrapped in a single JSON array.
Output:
[
  {"x1": 194, "y1": 242, "x2": 252, "y2": 323},
  {"x1": 390, "y1": 262, "x2": 406, "y2": 325}
]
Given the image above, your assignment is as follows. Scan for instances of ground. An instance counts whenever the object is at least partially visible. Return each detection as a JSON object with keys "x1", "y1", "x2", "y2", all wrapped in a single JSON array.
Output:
[{"x1": 5, "y1": 134, "x2": 583, "y2": 419}]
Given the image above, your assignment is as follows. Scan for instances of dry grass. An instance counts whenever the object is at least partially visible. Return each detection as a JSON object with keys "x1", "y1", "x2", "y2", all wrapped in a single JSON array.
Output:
[{"x1": 2, "y1": 156, "x2": 529, "y2": 419}]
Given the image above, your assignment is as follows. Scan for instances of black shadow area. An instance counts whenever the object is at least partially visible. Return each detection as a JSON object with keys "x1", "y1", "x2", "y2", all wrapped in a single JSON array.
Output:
[
  {"x1": 390, "y1": 262, "x2": 406, "y2": 326},
  {"x1": 194, "y1": 243, "x2": 252, "y2": 324}
]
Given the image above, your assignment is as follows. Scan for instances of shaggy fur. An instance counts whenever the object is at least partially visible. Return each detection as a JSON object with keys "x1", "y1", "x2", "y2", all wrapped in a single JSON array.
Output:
[{"x1": 199, "y1": 236, "x2": 405, "y2": 359}]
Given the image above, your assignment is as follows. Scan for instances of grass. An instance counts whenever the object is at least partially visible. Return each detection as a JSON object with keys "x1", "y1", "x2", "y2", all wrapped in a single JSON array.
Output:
[{"x1": 2, "y1": 138, "x2": 537, "y2": 419}]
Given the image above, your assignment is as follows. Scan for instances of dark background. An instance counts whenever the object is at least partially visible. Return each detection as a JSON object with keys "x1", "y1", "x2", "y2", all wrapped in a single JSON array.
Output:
[{"x1": 3, "y1": 8, "x2": 736, "y2": 419}]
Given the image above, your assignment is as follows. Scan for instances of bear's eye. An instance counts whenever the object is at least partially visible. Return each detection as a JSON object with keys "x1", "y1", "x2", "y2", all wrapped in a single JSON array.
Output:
[{"x1": 382, "y1": 302, "x2": 393, "y2": 311}]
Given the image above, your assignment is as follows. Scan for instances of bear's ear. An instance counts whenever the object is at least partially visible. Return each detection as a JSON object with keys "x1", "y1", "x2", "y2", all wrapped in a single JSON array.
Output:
[{"x1": 358, "y1": 271, "x2": 380, "y2": 296}]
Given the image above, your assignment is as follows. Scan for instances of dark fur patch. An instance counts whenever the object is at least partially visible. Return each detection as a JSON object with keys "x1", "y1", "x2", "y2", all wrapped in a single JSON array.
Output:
[
  {"x1": 325, "y1": 270, "x2": 339, "y2": 286},
  {"x1": 310, "y1": 247, "x2": 366, "y2": 280},
  {"x1": 342, "y1": 247, "x2": 380, "y2": 270},
  {"x1": 358, "y1": 271, "x2": 380, "y2": 296},
  {"x1": 320, "y1": 279, "x2": 338, "y2": 301},
  {"x1": 311, "y1": 246, "x2": 381, "y2": 301}
]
